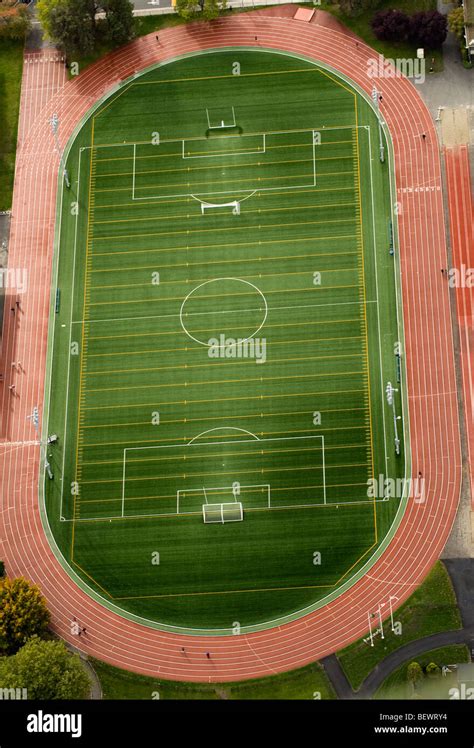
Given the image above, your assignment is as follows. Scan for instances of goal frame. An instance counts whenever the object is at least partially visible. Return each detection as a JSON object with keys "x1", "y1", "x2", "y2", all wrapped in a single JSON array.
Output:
[{"x1": 203, "y1": 502, "x2": 244, "y2": 524}]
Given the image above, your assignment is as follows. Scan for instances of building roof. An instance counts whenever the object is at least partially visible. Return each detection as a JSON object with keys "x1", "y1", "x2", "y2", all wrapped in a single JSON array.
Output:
[{"x1": 464, "y1": 0, "x2": 474, "y2": 26}]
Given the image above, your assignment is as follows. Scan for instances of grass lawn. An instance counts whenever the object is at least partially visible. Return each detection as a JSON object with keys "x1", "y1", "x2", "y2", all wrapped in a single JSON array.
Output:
[
  {"x1": 375, "y1": 644, "x2": 470, "y2": 700},
  {"x1": 337, "y1": 562, "x2": 462, "y2": 691},
  {"x1": 92, "y1": 658, "x2": 335, "y2": 699},
  {"x1": 322, "y1": 0, "x2": 443, "y2": 72},
  {"x1": 43, "y1": 49, "x2": 405, "y2": 634},
  {"x1": 0, "y1": 40, "x2": 24, "y2": 210}
]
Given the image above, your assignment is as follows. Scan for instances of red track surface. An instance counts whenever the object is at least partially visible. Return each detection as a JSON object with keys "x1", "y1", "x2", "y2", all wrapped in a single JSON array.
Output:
[
  {"x1": 0, "y1": 10, "x2": 462, "y2": 682},
  {"x1": 444, "y1": 145, "x2": 474, "y2": 505}
]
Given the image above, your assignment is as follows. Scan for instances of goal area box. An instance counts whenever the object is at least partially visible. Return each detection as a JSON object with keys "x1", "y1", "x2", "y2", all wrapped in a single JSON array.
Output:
[
  {"x1": 203, "y1": 502, "x2": 243, "y2": 524},
  {"x1": 120, "y1": 435, "x2": 326, "y2": 520}
]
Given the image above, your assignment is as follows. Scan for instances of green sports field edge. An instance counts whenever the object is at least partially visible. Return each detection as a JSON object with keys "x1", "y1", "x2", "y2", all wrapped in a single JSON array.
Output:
[{"x1": 40, "y1": 48, "x2": 411, "y2": 635}]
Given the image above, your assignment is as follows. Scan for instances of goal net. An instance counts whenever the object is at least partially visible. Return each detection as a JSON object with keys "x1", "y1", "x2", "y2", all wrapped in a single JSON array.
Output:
[
  {"x1": 201, "y1": 200, "x2": 240, "y2": 215},
  {"x1": 202, "y1": 502, "x2": 243, "y2": 524}
]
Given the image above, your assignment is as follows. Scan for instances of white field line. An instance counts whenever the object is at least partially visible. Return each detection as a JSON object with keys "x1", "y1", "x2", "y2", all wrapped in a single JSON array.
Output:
[
  {"x1": 366, "y1": 125, "x2": 389, "y2": 483},
  {"x1": 71, "y1": 299, "x2": 378, "y2": 327},
  {"x1": 60, "y1": 148, "x2": 82, "y2": 519}
]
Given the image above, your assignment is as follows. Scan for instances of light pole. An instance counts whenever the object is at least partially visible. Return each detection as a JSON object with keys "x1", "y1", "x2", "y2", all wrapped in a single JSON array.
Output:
[
  {"x1": 371, "y1": 85, "x2": 385, "y2": 163},
  {"x1": 386, "y1": 381, "x2": 401, "y2": 455},
  {"x1": 50, "y1": 113, "x2": 70, "y2": 188},
  {"x1": 388, "y1": 595, "x2": 399, "y2": 632},
  {"x1": 27, "y1": 405, "x2": 53, "y2": 479}
]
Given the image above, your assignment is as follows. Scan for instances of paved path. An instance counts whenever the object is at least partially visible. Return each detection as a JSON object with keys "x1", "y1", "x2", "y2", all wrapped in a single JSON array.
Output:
[{"x1": 322, "y1": 561, "x2": 474, "y2": 699}]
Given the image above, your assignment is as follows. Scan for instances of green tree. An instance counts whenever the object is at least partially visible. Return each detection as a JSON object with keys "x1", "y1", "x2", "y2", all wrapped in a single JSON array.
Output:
[
  {"x1": 0, "y1": 637, "x2": 91, "y2": 699},
  {"x1": 100, "y1": 0, "x2": 135, "y2": 45},
  {"x1": 448, "y1": 6, "x2": 466, "y2": 41},
  {"x1": 0, "y1": 3, "x2": 31, "y2": 40},
  {"x1": 0, "y1": 577, "x2": 50, "y2": 654},
  {"x1": 425, "y1": 661, "x2": 441, "y2": 678},
  {"x1": 37, "y1": 0, "x2": 98, "y2": 57},
  {"x1": 407, "y1": 661, "x2": 423, "y2": 687},
  {"x1": 176, "y1": 0, "x2": 226, "y2": 22}
]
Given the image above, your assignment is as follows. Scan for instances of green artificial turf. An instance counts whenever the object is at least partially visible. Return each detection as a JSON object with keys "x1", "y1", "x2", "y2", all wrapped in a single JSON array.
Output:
[
  {"x1": 92, "y1": 657, "x2": 335, "y2": 699},
  {"x1": 337, "y1": 562, "x2": 463, "y2": 691},
  {"x1": 375, "y1": 644, "x2": 470, "y2": 700},
  {"x1": 0, "y1": 40, "x2": 24, "y2": 210},
  {"x1": 43, "y1": 49, "x2": 407, "y2": 634}
]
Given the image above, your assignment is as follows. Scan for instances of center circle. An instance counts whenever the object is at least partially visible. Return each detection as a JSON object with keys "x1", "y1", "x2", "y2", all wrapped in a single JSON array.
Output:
[{"x1": 179, "y1": 277, "x2": 268, "y2": 347}]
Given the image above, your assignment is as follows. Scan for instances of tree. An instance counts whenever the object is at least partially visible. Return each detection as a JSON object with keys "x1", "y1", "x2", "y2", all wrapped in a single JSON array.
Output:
[
  {"x1": 407, "y1": 661, "x2": 423, "y2": 686},
  {"x1": 0, "y1": 2, "x2": 31, "y2": 40},
  {"x1": 0, "y1": 577, "x2": 50, "y2": 655},
  {"x1": 409, "y1": 11, "x2": 448, "y2": 49},
  {"x1": 425, "y1": 661, "x2": 441, "y2": 678},
  {"x1": 0, "y1": 636, "x2": 91, "y2": 699},
  {"x1": 339, "y1": 0, "x2": 380, "y2": 17},
  {"x1": 100, "y1": 0, "x2": 135, "y2": 46},
  {"x1": 175, "y1": 0, "x2": 226, "y2": 22},
  {"x1": 448, "y1": 6, "x2": 466, "y2": 42},
  {"x1": 37, "y1": 0, "x2": 98, "y2": 57},
  {"x1": 371, "y1": 9, "x2": 410, "y2": 42}
]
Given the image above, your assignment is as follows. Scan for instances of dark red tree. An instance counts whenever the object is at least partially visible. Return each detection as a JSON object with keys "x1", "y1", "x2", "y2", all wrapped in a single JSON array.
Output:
[
  {"x1": 371, "y1": 9, "x2": 410, "y2": 42},
  {"x1": 408, "y1": 11, "x2": 448, "y2": 48}
]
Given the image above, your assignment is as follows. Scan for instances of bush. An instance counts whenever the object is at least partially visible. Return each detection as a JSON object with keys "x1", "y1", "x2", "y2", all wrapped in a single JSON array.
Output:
[
  {"x1": 0, "y1": 577, "x2": 50, "y2": 655},
  {"x1": 0, "y1": 4, "x2": 31, "y2": 40},
  {"x1": 0, "y1": 636, "x2": 91, "y2": 699},
  {"x1": 425, "y1": 661, "x2": 441, "y2": 678},
  {"x1": 448, "y1": 6, "x2": 466, "y2": 41},
  {"x1": 0, "y1": 561, "x2": 4, "y2": 578},
  {"x1": 371, "y1": 9, "x2": 410, "y2": 42},
  {"x1": 409, "y1": 11, "x2": 448, "y2": 49}
]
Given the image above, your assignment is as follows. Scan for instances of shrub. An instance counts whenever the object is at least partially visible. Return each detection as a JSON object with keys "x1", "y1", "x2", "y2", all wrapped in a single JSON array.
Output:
[
  {"x1": 409, "y1": 11, "x2": 448, "y2": 49},
  {"x1": 371, "y1": 9, "x2": 410, "y2": 42}
]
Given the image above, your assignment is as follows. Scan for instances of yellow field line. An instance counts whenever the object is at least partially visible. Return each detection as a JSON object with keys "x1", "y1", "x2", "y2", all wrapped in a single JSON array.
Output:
[
  {"x1": 88, "y1": 283, "x2": 359, "y2": 307},
  {"x1": 91, "y1": 232, "x2": 355, "y2": 257},
  {"x1": 84, "y1": 368, "x2": 364, "y2": 394},
  {"x1": 82, "y1": 387, "x2": 366, "y2": 411},
  {"x1": 83, "y1": 441, "x2": 368, "y2": 466},
  {"x1": 87, "y1": 351, "x2": 363, "y2": 378},
  {"x1": 92, "y1": 266, "x2": 355, "y2": 292},
  {"x1": 90, "y1": 250, "x2": 358, "y2": 275},
  {"x1": 91, "y1": 200, "x2": 356, "y2": 228},
  {"x1": 87, "y1": 334, "x2": 363, "y2": 358},
  {"x1": 95, "y1": 170, "x2": 353, "y2": 195},
  {"x1": 79, "y1": 424, "x2": 367, "y2": 449},
  {"x1": 95, "y1": 138, "x2": 353, "y2": 164},
  {"x1": 354, "y1": 103, "x2": 378, "y2": 544},
  {"x1": 88, "y1": 317, "x2": 361, "y2": 341},
  {"x1": 94, "y1": 185, "x2": 355, "y2": 211},
  {"x1": 97, "y1": 154, "x2": 352, "y2": 181}
]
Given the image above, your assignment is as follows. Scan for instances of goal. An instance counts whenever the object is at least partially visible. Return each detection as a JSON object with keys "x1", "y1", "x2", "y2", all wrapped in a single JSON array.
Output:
[
  {"x1": 201, "y1": 200, "x2": 240, "y2": 215},
  {"x1": 202, "y1": 502, "x2": 243, "y2": 524}
]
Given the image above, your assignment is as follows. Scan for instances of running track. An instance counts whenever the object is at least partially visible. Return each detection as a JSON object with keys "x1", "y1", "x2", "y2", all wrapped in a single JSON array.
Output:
[
  {"x1": 0, "y1": 9, "x2": 462, "y2": 681},
  {"x1": 444, "y1": 145, "x2": 473, "y2": 506}
]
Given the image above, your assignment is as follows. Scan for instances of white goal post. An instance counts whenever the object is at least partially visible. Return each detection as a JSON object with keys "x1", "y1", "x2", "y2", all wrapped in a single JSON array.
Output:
[
  {"x1": 201, "y1": 200, "x2": 240, "y2": 215},
  {"x1": 203, "y1": 502, "x2": 243, "y2": 524}
]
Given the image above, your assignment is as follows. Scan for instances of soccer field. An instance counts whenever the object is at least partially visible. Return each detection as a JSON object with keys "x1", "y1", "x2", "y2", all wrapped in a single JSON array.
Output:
[{"x1": 43, "y1": 50, "x2": 408, "y2": 634}]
